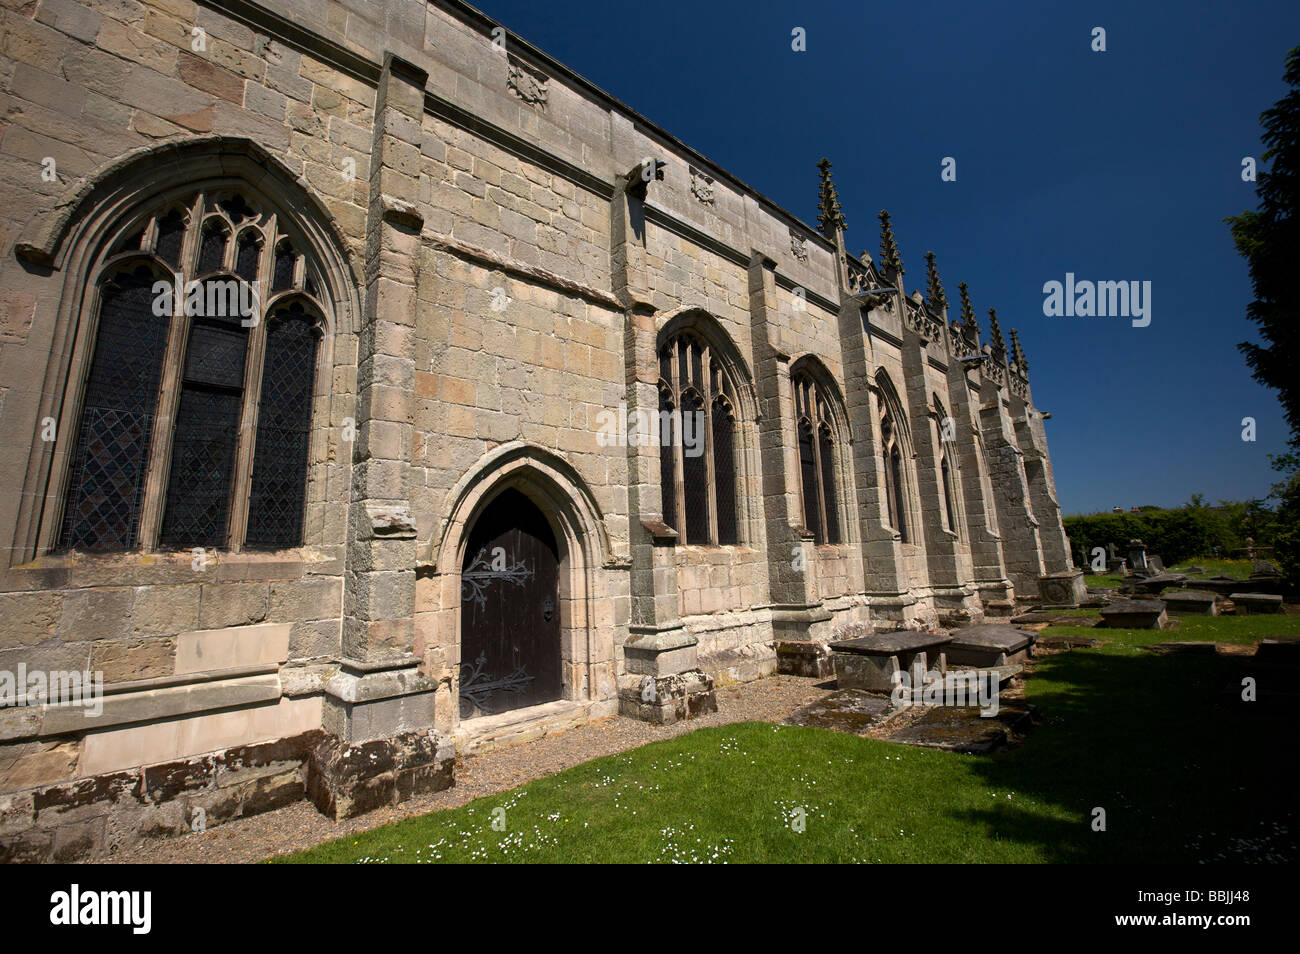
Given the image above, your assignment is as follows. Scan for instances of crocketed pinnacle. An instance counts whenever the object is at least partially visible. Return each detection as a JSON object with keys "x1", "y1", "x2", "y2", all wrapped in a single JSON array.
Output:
[
  {"x1": 957, "y1": 282, "x2": 978, "y2": 337},
  {"x1": 987, "y1": 307, "x2": 1007, "y2": 360},
  {"x1": 816, "y1": 158, "x2": 845, "y2": 235},
  {"x1": 923, "y1": 251, "x2": 947, "y2": 314},
  {"x1": 1010, "y1": 328, "x2": 1029, "y2": 372},
  {"x1": 878, "y1": 210, "x2": 903, "y2": 277}
]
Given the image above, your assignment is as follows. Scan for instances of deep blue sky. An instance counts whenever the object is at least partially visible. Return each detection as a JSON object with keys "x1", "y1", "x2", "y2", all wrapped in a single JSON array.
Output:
[{"x1": 475, "y1": 0, "x2": 1300, "y2": 515}]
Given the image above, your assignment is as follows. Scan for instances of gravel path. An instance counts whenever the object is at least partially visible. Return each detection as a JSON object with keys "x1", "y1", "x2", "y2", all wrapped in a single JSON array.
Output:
[{"x1": 107, "y1": 675, "x2": 829, "y2": 864}]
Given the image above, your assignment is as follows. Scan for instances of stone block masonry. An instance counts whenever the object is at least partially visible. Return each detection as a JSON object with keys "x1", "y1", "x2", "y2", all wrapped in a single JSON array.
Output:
[{"x1": 0, "y1": 0, "x2": 1072, "y2": 861}]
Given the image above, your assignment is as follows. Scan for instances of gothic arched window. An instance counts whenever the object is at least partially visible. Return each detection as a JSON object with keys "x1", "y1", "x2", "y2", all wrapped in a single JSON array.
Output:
[
  {"x1": 879, "y1": 394, "x2": 910, "y2": 544},
  {"x1": 57, "y1": 190, "x2": 326, "y2": 553},
  {"x1": 658, "y1": 330, "x2": 739, "y2": 546},
  {"x1": 792, "y1": 371, "x2": 842, "y2": 545}
]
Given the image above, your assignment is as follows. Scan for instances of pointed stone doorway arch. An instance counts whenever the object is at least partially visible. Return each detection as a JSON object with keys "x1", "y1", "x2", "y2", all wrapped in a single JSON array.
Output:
[{"x1": 421, "y1": 442, "x2": 620, "y2": 749}]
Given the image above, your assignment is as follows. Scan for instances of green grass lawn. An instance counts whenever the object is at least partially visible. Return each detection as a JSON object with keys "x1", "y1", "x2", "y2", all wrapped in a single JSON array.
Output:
[
  {"x1": 1083, "y1": 572, "x2": 1127, "y2": 589},
  {"x1": 277, "y1": 614, "x2": 1298, "y2": 864},
  {"x1": 1169, "y1": 558, "x2": 1256, "y2": 579}
]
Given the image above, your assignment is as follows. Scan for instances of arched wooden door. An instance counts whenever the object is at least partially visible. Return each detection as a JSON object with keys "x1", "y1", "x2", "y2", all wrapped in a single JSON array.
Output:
[{"x1": 459, "y1": 488, "x2": 562, "y2": 719}]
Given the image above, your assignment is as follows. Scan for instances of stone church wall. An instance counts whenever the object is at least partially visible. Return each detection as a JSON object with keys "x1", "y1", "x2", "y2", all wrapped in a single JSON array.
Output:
[{"x1": 0, "y1": 0, "x2": 1074, "y2": 860}]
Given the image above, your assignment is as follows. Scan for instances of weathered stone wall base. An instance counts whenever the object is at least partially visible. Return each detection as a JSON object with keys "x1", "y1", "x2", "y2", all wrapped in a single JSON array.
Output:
[
  {"x1": 305, "y1": 729, "x2": 454, "y2": 820},
  {"x1": 774, "y1": 639, "x2": 834, "y2": 678},
  {"x1": 618, "y1": 670, "x2": 717, "y2": 724},
  {"x1": 932, "y1": 587, "x2": 982, "y2": 627},
  {"x1": 701, "y1": 643, "x2": 779, "y2": 687},
  {"x1": 0, "y1": 730, "x2": 325, "y2": 864},
  {"x1": 0, "y1": 725, "x2": 457, "y2": 860}
]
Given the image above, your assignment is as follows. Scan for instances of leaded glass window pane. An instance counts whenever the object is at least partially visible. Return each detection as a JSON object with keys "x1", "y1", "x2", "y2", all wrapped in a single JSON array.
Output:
[
  {"x1": 713, "y1": 398, "x2": 737, "y2": 545},
  {"x1": 198, "y1": 221, "x2": 227, "y2": 274},
  {"x1": 659, "y1": 389, "x2": 676, "y2": 532},
  {"x1": 155, "y1": 209, "x2": 186, "y2": 266},
  {"x1": 59, "y1": 266, "x2": 169, "y2": 550},
  {"x1": 799, "y1": 420, "x2": 821, "y2": 542},
  {"x1": 236, "y1": 232, "x2": 261, "y2": 283},
  {"x1": 158, "y1": 301, "x2": 247, "y2": 549},
  {"x1": 681, "y1": 392, "x2": 708, "y2": 544},
  {"x1": 891, "y1": 448, "x2": 908, "y2": 543},
  {"x1": 246, "y1": 307, "x2": 318, "y2": 549},
  {"x1": 820, "y1": 427, "x2": 840, "y2": 545},
  {"x1": 941, "y1": 458, "x2": 956, "y2": 533},
  {"x1": 273, "y1": 243, "x2": 295, "y2": 292}
]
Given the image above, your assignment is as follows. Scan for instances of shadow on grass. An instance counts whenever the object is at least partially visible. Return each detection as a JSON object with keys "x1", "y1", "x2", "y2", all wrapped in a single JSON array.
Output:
[{"x1": 946, "y1": 641, "x2": 1296, "y2": 862}]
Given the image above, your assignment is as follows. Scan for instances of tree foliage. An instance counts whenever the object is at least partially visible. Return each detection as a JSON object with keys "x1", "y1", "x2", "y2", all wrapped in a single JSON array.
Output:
[
  {"x1": 1064, "y1": 498, "x2": 1272, "y2": 567},
  {"x1": 1227, "y1": 47, "x2": 1300, "y2": 458}
]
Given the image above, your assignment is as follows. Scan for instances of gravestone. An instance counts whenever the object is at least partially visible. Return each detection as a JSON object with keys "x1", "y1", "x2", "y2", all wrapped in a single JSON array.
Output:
[
  {"x1": 1161, "y1": 589, "x2": 1218, "y2": 616},
  {"x1": 1099, "y1": 600, "x2": 1169, "y2": 629},
  {"x1": 1230, "y1": 592, "x2": 1284, "y2": 615},
  {"x1": 1186, "y1": 575, "x2": 1246, "y2": 597},
  {"x1": 1039, "y1": 569, "x2": 1088, "y2": 608},
  {"x1": 1252, "y1": 560, "x2": 1281, "y2": 579},
  {"x1": 1038, "y1": 633, "x2": 1101, "y2": 649},
  {"x1": 829, "y1": 632, "x2": 951, "y2": 692},
  {"x1": 1127, "y1": 539, "x2": 1149, "y2": 572},
  {"x1": 946, "y1": 624, "x2": 1036, "y2": 667},
  {"x1": 1129, "y1": 573, "x2": 1188, "y2": 595}
]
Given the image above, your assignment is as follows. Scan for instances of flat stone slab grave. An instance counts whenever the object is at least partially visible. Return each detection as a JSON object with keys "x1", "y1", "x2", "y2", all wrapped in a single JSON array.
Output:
[
  {"x1": 1149, "y1": 641, "x2": 1220, "y2": 655},
  {"x1": 894, "y1": 665, "x2": 1022, "y2": 706},
  {"x1": 945, "y1": 624, "x2": 1036, "y2": 667},
  {"x1": 785, "y1": 685, "x2": 1033, "y2": 753},
  {"x1": 829, "y1": 632, "x2": 951, "y2": 692},
  {"x1": 1183, "y1": 577, "x2": 1248, "y2": 597},
  {"x1": 1127, "y1": 574, "x2": 1188, "y2": 595},
  {"x1": 1230, "y1": 592, "x2": 1284, "y2": 614},
  {"x1": 1038, "y1": 634, "x2": 1102, "y2": 650},
  {"x1": 1161, "y1": 589, "x2": 1219, "y2": 616},
  {"x1": 1100, "y1": 600, "x2": 1169, "y2": 630},
  {"x1": 784, "y1": 689, "x2": 897, "y2": 735},
  {"x1": 887, "y1": 701, "x2": 1037, "y2": 754},
  {"x1": 1012, "y1": 614, "x2": 1102, "y2": 632}
]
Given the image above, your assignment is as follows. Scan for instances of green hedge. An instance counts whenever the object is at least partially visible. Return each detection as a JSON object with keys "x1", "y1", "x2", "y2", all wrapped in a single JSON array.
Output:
[{"x1": 1063, "y1": 500, "x2": 1270, "y2": 568}]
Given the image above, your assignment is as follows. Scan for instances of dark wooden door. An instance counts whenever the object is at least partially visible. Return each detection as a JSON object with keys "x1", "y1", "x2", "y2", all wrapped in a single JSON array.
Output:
[{"x1": 459, "y1": 488, "x2": 562, "y2": 719}]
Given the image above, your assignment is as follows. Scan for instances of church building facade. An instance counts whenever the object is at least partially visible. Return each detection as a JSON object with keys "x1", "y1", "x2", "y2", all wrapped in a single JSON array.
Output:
[{"x1": 0, "y1": 0, "x2": 1074, "y2": 860}]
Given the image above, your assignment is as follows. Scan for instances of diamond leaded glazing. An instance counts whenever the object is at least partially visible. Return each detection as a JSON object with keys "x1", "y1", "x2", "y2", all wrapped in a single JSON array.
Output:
[{"x1": 58, "y1": 190, "x2": 324, "y2": 552}]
